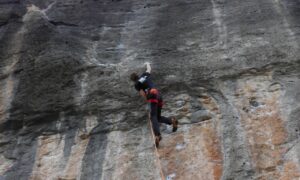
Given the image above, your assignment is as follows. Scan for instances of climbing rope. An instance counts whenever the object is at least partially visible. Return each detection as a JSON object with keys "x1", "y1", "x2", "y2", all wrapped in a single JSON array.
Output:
[{"x1": 148, "y1": 113, "x2": 166, "y2": 180}]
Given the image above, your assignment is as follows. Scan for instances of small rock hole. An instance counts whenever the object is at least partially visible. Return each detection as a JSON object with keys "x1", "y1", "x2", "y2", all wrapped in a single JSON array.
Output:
[
  {"x1": 249, "y1": 100, "x2": 259, "y2": 107},
  {"x1": 91, "y1": 36, "x2": 100, "y2": 41}
]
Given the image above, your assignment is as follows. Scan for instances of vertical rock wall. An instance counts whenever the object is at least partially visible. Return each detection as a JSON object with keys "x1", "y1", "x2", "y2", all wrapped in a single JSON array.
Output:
[{"x1": 0, "y1": 0, "x2": 299, "y2": 179}]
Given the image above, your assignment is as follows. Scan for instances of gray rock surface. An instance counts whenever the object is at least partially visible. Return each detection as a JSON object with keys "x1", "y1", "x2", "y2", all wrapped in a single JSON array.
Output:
[{"x1": 0, "y1": 0, "x2": 299, "y2": 179}]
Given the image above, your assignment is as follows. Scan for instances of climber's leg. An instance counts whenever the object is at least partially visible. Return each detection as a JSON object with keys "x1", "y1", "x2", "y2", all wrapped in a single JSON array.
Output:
[
  {"x1": 157, "y1": 95, "x2": 178, "y2": 132},
  {"x1": 157, "y1": 106, "x2": 172, "y2": 125},
  {"x1": 150, "y1": 102, "x2": 161, "y2": 136}
]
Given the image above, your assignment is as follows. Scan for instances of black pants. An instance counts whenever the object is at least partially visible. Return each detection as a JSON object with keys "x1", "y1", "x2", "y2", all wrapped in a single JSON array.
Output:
[{"x1": 150, "y1": 102, "x2": 172, "y2": 136}]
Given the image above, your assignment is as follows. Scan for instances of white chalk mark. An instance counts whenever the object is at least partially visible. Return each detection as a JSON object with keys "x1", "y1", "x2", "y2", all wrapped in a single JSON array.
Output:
[
  {"x1": 25, "y1": 4, "x2": 51, "y2": 21},
  {"x1": 272, "y1": 0, "x2": 298, "y2": 48},
  {"x1": 42, "y1": 1, "x2": 57, "y2": 14},
  {"x1": 73, "y1": 72, "x2": 88, "y2": 107},
  {"x1": 0, "y1": 155, "x2": 14, "y2": 175},
  {"x1": 84, "y1": 115, "x2": 98, "y2": 134},
  {"x1": 211, "y1": 0, "x2": 228, "y2": 49},
  {"x1": 166, "y1": 173, "x2": 176, "y2": 180},
  {"x1": 80, "y1": 73, "x2": 88, "y2": 101},
  {"x1": 175, "y1": 143, "x2": 186, "y2": 150}
]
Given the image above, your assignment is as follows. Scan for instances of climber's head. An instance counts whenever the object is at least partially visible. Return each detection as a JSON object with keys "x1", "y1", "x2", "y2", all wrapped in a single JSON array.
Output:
[{"x1": 130, "y1": 72, "x2": 139, "y2": 82}]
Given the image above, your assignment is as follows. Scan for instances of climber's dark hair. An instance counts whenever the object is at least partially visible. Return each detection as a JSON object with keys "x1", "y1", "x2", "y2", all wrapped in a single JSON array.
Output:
[{"x1": 130, "y1": 72, "x2": 139, "y2": 82}]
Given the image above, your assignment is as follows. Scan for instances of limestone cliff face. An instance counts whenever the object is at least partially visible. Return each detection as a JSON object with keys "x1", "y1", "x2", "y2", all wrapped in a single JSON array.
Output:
[{"x1": 0, "y1": 0, "x2": 300, "y2": 179}]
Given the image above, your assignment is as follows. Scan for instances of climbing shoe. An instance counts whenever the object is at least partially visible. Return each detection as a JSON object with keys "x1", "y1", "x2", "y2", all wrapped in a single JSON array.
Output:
[
  {"x1": 172, "y1": 117, "x2": 178, "y2": 132},
  {"x1": 155, "y1": 135, "x2": 162, "y2": 148}
]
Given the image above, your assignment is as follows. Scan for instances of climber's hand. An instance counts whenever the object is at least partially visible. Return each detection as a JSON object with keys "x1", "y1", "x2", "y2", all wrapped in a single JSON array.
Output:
[{"x1": 144, "y1": 62, "x2": 151, "y2": 73}]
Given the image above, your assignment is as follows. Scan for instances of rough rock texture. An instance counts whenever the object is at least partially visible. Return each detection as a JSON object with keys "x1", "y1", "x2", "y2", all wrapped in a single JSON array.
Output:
[{"x1": 0, "y1": 0, "x2": 299, "y2": 180}]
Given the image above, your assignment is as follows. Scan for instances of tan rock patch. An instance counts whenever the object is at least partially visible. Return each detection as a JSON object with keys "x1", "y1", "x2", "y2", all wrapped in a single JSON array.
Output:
[
  {"x1": 158, "y1": 121, "x2": 222, "y2": 180},
  {"x1": 233, "y1": 76, "x2": 300, "y2": 179}
]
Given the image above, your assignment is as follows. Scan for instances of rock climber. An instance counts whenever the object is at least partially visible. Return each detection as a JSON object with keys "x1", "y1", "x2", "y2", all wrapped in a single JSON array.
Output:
[{"x1": 130, "y1": 62, "x2": 178, "y2": 147}]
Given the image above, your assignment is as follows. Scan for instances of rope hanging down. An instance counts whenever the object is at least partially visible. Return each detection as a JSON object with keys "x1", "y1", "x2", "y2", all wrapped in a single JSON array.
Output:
[{"x1": 148, "y1": 113, "x2": 166, "y2": 180}]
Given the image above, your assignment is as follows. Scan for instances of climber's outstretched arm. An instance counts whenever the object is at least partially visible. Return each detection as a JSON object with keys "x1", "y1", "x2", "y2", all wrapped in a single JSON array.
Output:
[{"x1": 145, "y1": 62, "x2": 151, "y2": 73}]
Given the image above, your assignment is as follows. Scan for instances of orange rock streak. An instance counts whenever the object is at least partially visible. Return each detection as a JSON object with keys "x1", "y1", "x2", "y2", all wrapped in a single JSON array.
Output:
[
  {"x1": 235, "y1": 78, "x2": 300, "y2": 179},
  {"x1": 158, "y1": 121, "x2": 222, "y2": 180}
]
